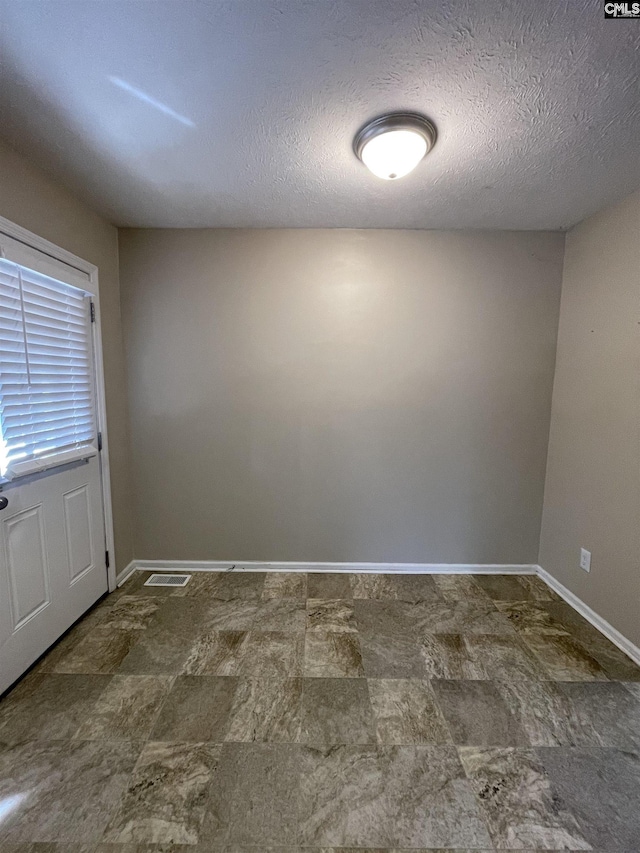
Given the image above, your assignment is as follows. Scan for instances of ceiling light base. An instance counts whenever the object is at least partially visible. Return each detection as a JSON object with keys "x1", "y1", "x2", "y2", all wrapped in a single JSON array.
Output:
[{"x1": 354, "y1": 113, "x2": 437, "y2": 161}]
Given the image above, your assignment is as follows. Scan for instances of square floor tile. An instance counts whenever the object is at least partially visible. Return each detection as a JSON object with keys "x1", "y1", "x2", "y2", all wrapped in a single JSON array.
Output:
[
  {"x1": 251, "y1": 599, "x2": 307, "y2": 632},
  {"x1": 418, "y1": 634, "x2": 480, "y2": 679},
  {"x1": 98, "y1": 595, "x2": 162, "y2": 630},
  {"x1": 202, "y1": 743, "x2": 301, "y2": 846},
  {"x1": 29, "y1": 616, "x2": 96, "y2": 675},
  {"x1": 74, "y1": 675, "x2": 174, "y2": 741},
  {"x1": 201, "y1": 599, "x2": 259, "y2": 631},
  {"x1": 168, "y1": 572, "x2": 222, "y2": 598},
  {"x1": 300, "y1": 678, "x2": 376, "y2": 745},
  {"x1": 541, "y1": 602, "x2": 640, "y2": 681},
  {"x1": 588, "y1": 641, "x2": 640, "y2": 681},
  {"x1": 558, "y1": 681, "x2": 640, "y2": 748},
  {"x1": 463, "y1": 634, "x2": 551, "y2": 680},
  {"x1": 150, "y1": 676, "x2": 238, "y2": 741},
  {"x1": 520, "y1": 632, "x2": 608, "y2": 681},
  {"x1": 539, "y1": 601, "x2": 603, "y2": 636},
  {"x1": 105, "y1": 741, "x2": 221, "y2": 845},
  {"x1": 388, "y1": 574, "x2": 442, "y2": 603},
  {"x1": 624, "y1": 680, "x2": 640, "y2": 699},
  {"x1": 349, "y1": 573, "x2": 399, "y2": 599},
  {"x1": 7, "y1": 843, "x2": 99, "y2": 852},
  {"x1": 0, "y1": 673, "x2": 110, "y2": 744},
  {"x1": 538, "y1": 746, "x2": 640, "y2": 850},
  {"x1": 492, "y1": 679, "x2": 601, "y2": 746},
  {"x1": 0, "y1": 740, "x2": 141, "y2": 843},
  {"x1": 116, "y1": 600, "x2": 209, "y2": 675},
  {"x1": 299, "y1": 744, "x2": 492, "y2": 849},
  {"x1": 432, "y1": 574, "x2": 492, "y2": 602},
  {"x1": 307, "y1": 573, "x2": 352, "y2": 599},
  {"x1": 412, "y1": 599, "x2": 516, "y2": 635},
  {"x1": 495, "y1": 601, "x2": 574, "y2": 636},
  {"x1": 354, "y1": 600, "x2": 423, "y2": 638},
  {"x1": 182, "y1": 630, "x2": 248, "y2": 676},
  {"x1": 475, "y1": 575, "x2": 556, "y2": 602},
  {"x1": 358, "y1": 632, "x2": 424, "y2": 679},
  {"x1": 225, "y1": 677, "x2": 303, "y2": 742},
  {"x1": 210, "y1": 572, "x2": 265, "y2": 601},
  {"x1": 368, "y1": 678, "x2": 451, "y2": 744},
  {"x1": 306, "y1": 599, "x2": 357, "y2": 633},
  {"x1": 239, "y1": 632, "x2": 304, "y2": 677},
  {"x1": 392, "y1": 849, "x2": 501, "y2": 853},
  {"x1": 432, "y1": 680, "x2": 529, "y2": 746},
  {"x1": 458, "y1": 746, "x2": 591, "y2": 850},
  {"x1": 262, "y1": 572, "x2": 308, "y2": 599},
  {"x1": 304, "y1": 632, "x2": 364, "y2": 677},
  {"x1": 189, "y1": 630, "x2": 302, "y2": 678},
  {"x1": 48, "y1": 624, "x2": 141, "y2": 674}
]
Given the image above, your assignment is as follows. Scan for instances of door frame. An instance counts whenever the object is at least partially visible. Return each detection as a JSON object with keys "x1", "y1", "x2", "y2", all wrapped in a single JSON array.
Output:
[{"x1": 0, "y1": 214, "x2": 117, "y2": 591}]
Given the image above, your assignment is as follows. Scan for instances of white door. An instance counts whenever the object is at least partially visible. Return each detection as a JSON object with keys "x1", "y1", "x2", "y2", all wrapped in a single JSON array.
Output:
[{"x1": 0, "y1": 233, "x2": 108, "y2": 694}]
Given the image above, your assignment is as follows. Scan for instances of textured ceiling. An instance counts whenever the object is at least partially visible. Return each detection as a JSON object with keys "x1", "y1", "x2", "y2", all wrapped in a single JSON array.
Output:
[{"x1": 0, "y1": 0, "x2": 639, "y2": 229}]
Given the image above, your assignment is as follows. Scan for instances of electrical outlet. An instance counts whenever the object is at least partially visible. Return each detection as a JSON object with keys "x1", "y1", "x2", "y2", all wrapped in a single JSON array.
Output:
[{"x1": 580, "y1": 548, "x2": 591, "y2": 572}]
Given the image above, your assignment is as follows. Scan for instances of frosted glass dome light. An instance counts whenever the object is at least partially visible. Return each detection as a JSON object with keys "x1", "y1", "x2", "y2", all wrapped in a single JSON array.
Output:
[{"x1": 354, "y1": 113, "x2": 437, "y2": 181}]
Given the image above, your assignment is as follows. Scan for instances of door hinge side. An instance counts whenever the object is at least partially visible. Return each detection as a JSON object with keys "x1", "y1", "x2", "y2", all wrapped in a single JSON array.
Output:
[
  {"x1": 105, "y1": 550, "x2": 110, "y2": 569},
  {"x1": 90, "y1": 301, "x2": 96, "y2": 323}
]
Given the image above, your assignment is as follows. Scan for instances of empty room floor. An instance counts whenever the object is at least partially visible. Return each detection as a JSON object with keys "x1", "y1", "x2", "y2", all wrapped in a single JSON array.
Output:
[{"x1": 0, "y1": 571, "x2": 639, "y2": 851}]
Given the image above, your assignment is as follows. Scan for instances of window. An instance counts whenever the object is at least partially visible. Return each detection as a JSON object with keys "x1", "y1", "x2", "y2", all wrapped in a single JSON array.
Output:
[{"x1": 0, "y1": 254, "x2": 98, "y2": 480}]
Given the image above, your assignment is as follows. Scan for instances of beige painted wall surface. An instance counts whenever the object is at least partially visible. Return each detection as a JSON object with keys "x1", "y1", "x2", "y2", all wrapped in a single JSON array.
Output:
[
  {"x1": 0, "y1": 139, "x2": 134, "y2": 572},
  {"x1": 120, "y1": 228, "x2": 563, "y2": 563},
  {"x1": 540, "y1": 190, "x2": 640, "y2": 646}
]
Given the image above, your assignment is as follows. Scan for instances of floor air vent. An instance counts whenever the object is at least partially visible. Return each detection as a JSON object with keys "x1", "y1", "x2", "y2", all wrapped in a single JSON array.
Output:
[{"x1": 144, "y1": 573, "x2": 192, "y2": 587}]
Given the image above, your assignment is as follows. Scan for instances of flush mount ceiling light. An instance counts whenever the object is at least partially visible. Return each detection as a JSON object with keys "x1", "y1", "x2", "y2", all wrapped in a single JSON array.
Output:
[{"x1": 354, "y1": 112, "x2": 437, "y2": 181}]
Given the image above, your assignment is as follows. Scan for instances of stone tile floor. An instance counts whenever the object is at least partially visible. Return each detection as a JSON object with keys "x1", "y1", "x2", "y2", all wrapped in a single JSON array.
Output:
[{"x1": 0, "y1": 571, "x2": 639, "y2": 851}]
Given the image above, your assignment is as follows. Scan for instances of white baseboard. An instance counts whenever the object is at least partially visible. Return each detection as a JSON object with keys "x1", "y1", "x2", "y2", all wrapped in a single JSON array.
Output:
[
  {"x1": 116, "y1": 560, "x2": 138, "y2": 588},
  {"x1": 130, "y1": 559, "x2": 538, "y2": 575},
  {"x1": 536, "y1": 565, "x2": 640, "y2": 668}
]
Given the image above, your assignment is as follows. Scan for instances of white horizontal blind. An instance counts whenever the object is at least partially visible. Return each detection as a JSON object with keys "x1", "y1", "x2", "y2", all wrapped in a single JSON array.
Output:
[{"x1": 0, "y1": 257, "x2": 98, "y2": 479}]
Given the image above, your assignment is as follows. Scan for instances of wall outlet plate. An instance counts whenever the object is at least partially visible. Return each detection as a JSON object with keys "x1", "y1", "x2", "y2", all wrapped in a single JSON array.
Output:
[{"x1": 580, "y1": 548, "x2": 591, "y2": 572}]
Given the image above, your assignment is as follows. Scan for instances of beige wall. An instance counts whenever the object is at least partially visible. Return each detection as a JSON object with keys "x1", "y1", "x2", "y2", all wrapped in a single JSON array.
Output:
[
  {"x1": 0, "y1": 139, "x2": 134, "y2": 572},
  {"x1": 540, "y1": 190, "x2": 640, "y2": 646},
  {"x1": 119, "y1": 228, "x2": 564, "y2": 563}
]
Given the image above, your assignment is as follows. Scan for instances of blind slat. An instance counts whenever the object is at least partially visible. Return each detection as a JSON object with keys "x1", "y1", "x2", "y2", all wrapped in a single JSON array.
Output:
[
  {"x1": 1, "y1": 350, "x2": 90, "y2": 364},
  {"x1": 3, "y1": 410, "x2": 94, "y2": 432},
  {"x1": 0, "y1": 313, "x2": 89, "y2": 334},
  {"x1": 2, "y1": 396, "x2": 94, "y2": 413},
  {"x1": 1, "y1": 289, "x2": 89, "y2": 321},
  {"x1": 2, "y1": 327, "x2": 88, "y2": 347},
  {"x1": 0, "y1": 332, "x2": 87, "y2": 354},
  {"x1": 0, "y1": 382, "x2": 93, "y2": 392},
  {"x1": 4, "y1": 421, "x2": 95, "y2": 447}
]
